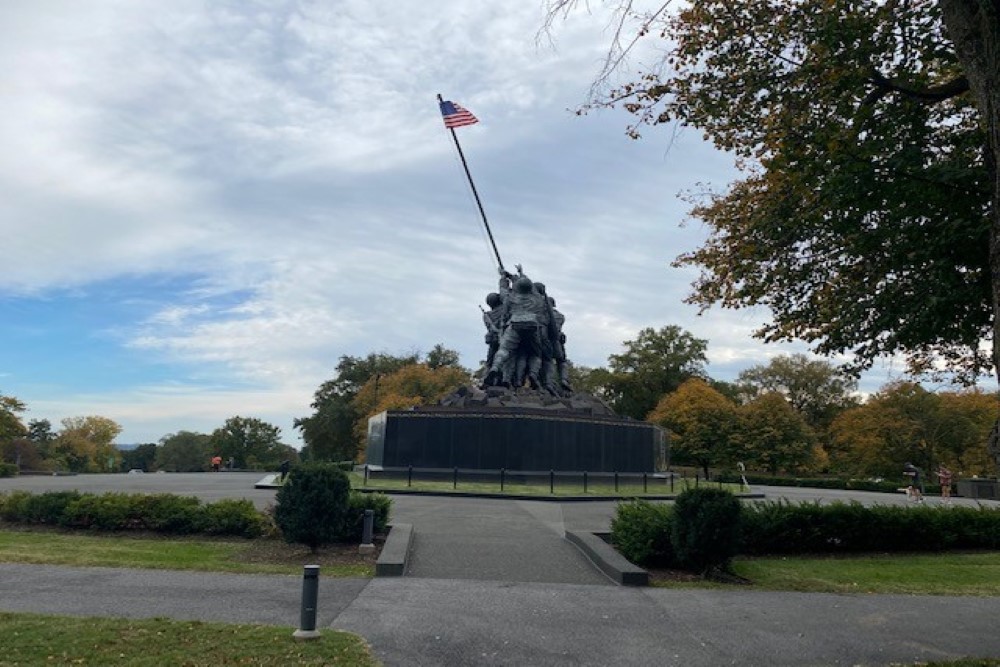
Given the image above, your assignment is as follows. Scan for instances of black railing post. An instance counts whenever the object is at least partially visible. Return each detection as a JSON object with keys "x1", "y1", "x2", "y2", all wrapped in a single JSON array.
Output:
[
  {"x1": 643, "y1": 472, "x2": 648, "y2": 493},
  {"x1": 583, "y1": 471, "x2": 588, "y2": 494},
  {"x1": 550, "y1": 470, "x2": 554, "y2": 494},
  {"x1": 614, "y1": 471, "x2": 619, "y2": 493},
  {"x1": 500, "y1": 468, "x2": 505, "y2": 492},
  {"x1": 670, "y1": 473, "x2": 675, "y2": 493},
  {"x1": 408, "y1": 465, "x2": 413, "y2": 487},
  {"x1": 453, "y1": 467, "x2": 458, "y2": 489},
  {"x1": 363, "y1": 464, "x2": 369, "y2": 486}
]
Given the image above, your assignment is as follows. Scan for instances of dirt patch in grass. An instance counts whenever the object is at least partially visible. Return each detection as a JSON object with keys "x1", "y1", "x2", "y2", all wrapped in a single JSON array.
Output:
[
  {"x1": 229, "y1": 534, "x2": 385, "y2": 570},
  {"x1": 643, "y1": 564, "x2": 753, "y2": 586}
]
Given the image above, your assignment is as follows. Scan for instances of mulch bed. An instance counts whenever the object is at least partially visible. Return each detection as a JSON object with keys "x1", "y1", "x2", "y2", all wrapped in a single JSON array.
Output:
[{"x1": 229, "y1": 535, "x2": 386, "y2": 569}]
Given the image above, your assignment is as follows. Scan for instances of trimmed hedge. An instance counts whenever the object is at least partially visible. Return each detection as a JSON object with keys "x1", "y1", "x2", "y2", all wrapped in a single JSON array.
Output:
[
  {"x1": 611, "y1": 498, "x2": 1000, "y2": 568},
  {"x1": 0, "y1": 463, "x2": 18, "y2": 478},
  {"x1": 0, "y1": 491, "x2": 264, "y2": 538},
  {"x1": 741, "y1": 501, "x2": 1000, "y2": 554},
  {"x1": 714, "y1": 472, "x2": 941, "y2": 496},
  {"x1": 611, "y1": 499, "x2": 675, "y2": 567}
]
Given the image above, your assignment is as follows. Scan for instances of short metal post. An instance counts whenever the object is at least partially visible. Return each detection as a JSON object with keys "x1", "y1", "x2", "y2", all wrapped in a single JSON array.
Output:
[
  {"x1": 695, "y1": 473, "x2": 699, "y2": 488},
  {"x1": 363, "y1": 464, "x2": 369, "y2": 486},
  {"x1": 359, "y1": 509, "x2": 375, "y2": 554},
  {"x1": 550, "y1": 470, "x2": 554, "y2": 494},
  {"x1": 500, "y1": 468, "x2": 505, "y2": 492},
  {"x1": 670, "y1": 473, "x2": 675, "y2": 493},
  {"x1": 643, "y1": 472, "x2": 648, "y2": 493},
  {"x1": 453, "y1": 467, "x2": 458, "y2": 489},
  {"x1": 583, "y1": 471, "x2": 588, "y2": 494},
  {"x1": 614, "y1": 472, "x2": 619, "y2": 493},
  {"x1": 407, "y1": 465, "x2": 413, "y2": 488},
  {"x1": 293, "y1": 565, "x2": 321, "y2": 640}
]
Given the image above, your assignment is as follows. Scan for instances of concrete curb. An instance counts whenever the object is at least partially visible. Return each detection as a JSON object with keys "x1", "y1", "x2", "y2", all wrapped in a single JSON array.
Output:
[
  {"x1": 566, "y1": 530, "x2": 648, "y2": 586},
  {"x1": 375, "y1": 523, "x2": 413, "y2": 577}
]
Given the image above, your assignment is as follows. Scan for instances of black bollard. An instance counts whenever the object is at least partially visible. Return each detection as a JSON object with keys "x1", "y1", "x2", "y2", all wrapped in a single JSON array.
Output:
[
  {"x1": 550, "y1": 469, "x2": 555, "y2": 494},
  {"x1": 360, "y1": 509, "x2": 375, "y2": 554},
  {"x1": 363, "y1": 464, "x2": 369, "y2": 486},
  {"x1": 453, "y1": 467, "x2": 458, "y2": 489},
  {"x1": 293, "y1": 565, "x2": 321, "y2": 640},
  {"x1": 500, "y1": 468, "x2": 505, "y2": 492},
  {"x1": 583, "y1": 471, "x2": 588, "y2": 494},
  {"x1": 643, "y1": 472, "x2": 648, "y2": 493},
  {"x1": 407, "y1": 465, "x2": 413, "y2": 488},
  {"x1": 614, "y1": 471, "x2": 619, "y2": 493}
]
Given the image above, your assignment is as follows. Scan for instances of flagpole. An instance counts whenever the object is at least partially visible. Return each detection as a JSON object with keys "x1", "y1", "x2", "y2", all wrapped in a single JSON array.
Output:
[{"x1": 438, "y1": 93, "x2": 505, "y2": 273}]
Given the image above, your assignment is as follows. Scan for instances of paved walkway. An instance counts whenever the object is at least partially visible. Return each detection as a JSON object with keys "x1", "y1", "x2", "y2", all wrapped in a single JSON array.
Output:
[
  {"x1": 3, "y1": 563, "x2": 1000, "y2": 666},
  {"x1": 3, "y1": 474, "x2": 1000, "y2": 665}
]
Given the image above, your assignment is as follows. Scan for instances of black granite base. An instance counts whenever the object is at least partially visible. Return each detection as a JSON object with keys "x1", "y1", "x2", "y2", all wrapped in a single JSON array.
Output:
[{"x1": 365, "y1": 406, "x2": 664, "y2": 473}]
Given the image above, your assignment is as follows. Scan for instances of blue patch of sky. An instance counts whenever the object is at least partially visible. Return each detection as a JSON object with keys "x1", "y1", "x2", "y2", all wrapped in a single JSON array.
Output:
[{"x1": 0, "y1": 273, "x2": 255, "y2": 394}]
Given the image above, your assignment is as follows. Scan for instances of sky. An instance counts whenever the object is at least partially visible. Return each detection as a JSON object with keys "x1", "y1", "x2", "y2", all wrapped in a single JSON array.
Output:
[{"x1": 1, "y1": 1, "x2": 919, "y2": 446}]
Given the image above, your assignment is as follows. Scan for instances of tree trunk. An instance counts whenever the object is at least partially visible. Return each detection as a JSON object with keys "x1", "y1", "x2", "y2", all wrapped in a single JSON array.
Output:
[{"x1": 939, "y1": 1, "x2": 1000, "y2": 387}]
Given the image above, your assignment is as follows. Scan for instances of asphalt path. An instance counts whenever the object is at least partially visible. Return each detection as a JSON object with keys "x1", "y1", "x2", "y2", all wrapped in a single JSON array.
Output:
[
  {"x1": 3, "y1": 563, "x2": 1000, "y2": 666},
  {"x1": 3, "y1": 473, "x2": 1000, "y2": 665}
]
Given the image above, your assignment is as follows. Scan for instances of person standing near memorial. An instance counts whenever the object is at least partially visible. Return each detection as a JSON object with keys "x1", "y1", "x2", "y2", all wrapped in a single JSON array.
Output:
[{"x1": 937, "y1": 465, "x2": 953, "y2": 503}]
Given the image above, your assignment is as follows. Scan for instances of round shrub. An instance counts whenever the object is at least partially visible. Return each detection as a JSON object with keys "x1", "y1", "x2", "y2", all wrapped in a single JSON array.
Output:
[
  {"x1": 671, "y1": 488, "x2": 742, "y2": 575},
  {"x1": 273, "y1": 463, "x2": 352, "y2": 552},
  {"x1": 611, "y1": 499, "x2": 675, "y2": 567}
]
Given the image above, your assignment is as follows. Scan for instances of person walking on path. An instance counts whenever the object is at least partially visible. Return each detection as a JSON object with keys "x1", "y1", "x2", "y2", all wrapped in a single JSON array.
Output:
[
  {"x1": 937, "y1": 466, "x2": 953, "y2": 503},
  {"x1": 904, "y1": 463, "x2": 924, "y2": 502}
]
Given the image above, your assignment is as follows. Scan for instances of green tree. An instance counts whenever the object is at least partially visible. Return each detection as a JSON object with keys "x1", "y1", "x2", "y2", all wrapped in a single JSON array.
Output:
[
  {"x1": 350, "y1": 362, "x2": 471, "y2": 457},
  {"x1": 0, "y1": 393, "x2": 27, "y2": 444},
  {"x1": 425, "y1": 344, "x2": 464, "y2": 370},
  {"x1": 1, "y1": 437, "x2": 42, "y2": 470},
  {"x1": 936, "y1": 389, "x2": 1000, "y2": 473},
  {"x1": 295, "y1": 349, "x2": 451, "y2": 462},
  {"x1": 546, "y1": 0, "x2": 1000, "y2": 384},
  {"x1": 829, "y1": 382, "x2": 949, "y2": 476},
  {"x1": 209, "y1": 417, "x2": 285, "y2": 470},
  {"x1": 52, "y1": 416, "x2": 122, "y2": 472},
  {"x1": 27, "y1": 419, "x2": 55, "y2": 460},
  {"x1": 599, "y1": 325, "x2": 709, "y2": 420},
  {"x1": 121, "y1": 443, "x2": 158, "y2": 472},
  {"x1": 156, "y1": 431, "x2": 212, "y2": 472},
  {"x1": 737, "y1": 354, "x2": 860, "y2": 429},
  {"x1": 736, "y1": 392, "x2": 816, "y2": 474},
  {"x1": 648, "y1": 378, "x2": 738, "y2": 478}
]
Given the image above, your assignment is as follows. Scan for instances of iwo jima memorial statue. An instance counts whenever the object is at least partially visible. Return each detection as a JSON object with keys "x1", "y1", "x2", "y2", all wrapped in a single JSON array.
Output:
[{"x1": 363, "y1": 97, "x2": 665, "y2": 476}]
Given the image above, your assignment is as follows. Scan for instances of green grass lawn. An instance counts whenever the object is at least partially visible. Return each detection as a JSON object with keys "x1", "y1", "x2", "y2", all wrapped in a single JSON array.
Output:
[
  {"x1": 730, "y1": 552, "x2": 1000, "y2": 596},
  {"x1": 0, "y1": 529, "x2": 374, "y2": 577},
  {"x1": 0, "y1": 612, "x2": 378, "y2": 666},
  {"x1": 348, "y1": 471, "x2": 743, "y2": 497}
]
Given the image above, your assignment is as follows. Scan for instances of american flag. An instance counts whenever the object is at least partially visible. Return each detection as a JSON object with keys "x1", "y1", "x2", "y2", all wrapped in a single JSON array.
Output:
[{"x1": 439, "y1": 100, "x2": 478, "y2": 129}]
